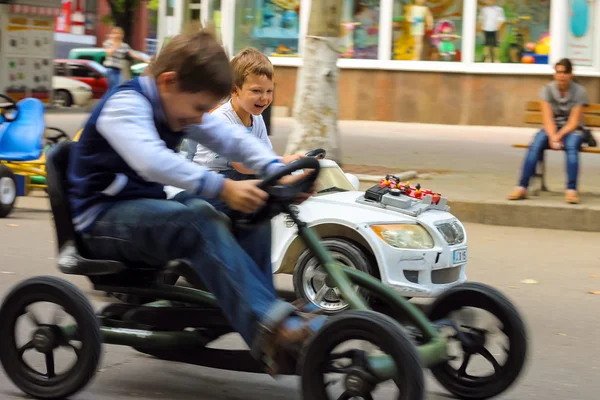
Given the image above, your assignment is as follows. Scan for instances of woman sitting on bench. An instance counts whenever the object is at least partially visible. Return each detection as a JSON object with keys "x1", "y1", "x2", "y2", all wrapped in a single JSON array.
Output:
[{"x1": 508, "y1": 58, "x2": 589, "y2": 204}]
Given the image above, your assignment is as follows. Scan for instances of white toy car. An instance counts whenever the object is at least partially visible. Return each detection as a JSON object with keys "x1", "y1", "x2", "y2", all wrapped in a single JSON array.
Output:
[
  {"x1": 165, "y1": 148, "x2": 468, "y2": 314},
  {"x1": 271, "y1": 154, "x2": 468, "y2": 314}
]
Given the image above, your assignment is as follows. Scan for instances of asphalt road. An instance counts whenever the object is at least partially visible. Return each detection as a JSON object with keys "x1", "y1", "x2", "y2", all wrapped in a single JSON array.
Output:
[
  {"x1": 1, "y1": 112, "x2": 596, "y2": 399},
  {"x1": 1, "y1": 192, "x2": 600, "y2": 399}
]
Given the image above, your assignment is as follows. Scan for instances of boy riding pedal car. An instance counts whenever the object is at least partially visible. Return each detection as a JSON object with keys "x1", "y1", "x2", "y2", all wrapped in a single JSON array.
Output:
[{"x1": 67, "y1": 28, "x2": 326, "y2": 374}]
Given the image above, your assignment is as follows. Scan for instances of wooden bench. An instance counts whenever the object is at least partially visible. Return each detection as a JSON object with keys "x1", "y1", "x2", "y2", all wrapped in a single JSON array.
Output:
[{"x1": 512, "y1": 101, "x2": 600, "y2": 193}]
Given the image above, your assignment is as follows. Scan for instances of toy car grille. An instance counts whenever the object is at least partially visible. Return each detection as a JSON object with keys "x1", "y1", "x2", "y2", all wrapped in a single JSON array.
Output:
[
  {"x1": 432, "y1": 266, "x2": 461, "y2": 284},
  {"x1": 403, "y1": 270, "x2": 419, "y2": 283},
  {"x1": 436, "y1": 221, "x2": 465, "y2": 245}
]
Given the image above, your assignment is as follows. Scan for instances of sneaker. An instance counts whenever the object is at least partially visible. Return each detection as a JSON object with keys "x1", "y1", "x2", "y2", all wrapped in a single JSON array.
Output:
[
  {"x1": 262, "y1": 313, "x2": 328, "y2": 376},
  {"x1": 565, "y1": 190, "x2": 580, "y2": 204},
  {"x1": 507, "y1": 187, "x2": 527, "y2": 200},
  {"x1": 291, "y1": 298, "x2": 325, "y2": 315}
]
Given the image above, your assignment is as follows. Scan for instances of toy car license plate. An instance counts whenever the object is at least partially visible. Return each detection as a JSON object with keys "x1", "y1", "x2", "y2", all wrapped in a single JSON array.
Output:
[{"x1": 453, "y1": 249, "x2": 468, "y2": 265}]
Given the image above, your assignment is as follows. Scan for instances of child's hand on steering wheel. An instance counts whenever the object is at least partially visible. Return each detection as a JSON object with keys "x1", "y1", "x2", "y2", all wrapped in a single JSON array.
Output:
[
  {"x1": 278, "y1": 171, "x2": 316, "y2": 204},
  {"x1": 220, "y1": 179, "x2": 268, "y2": 213}
]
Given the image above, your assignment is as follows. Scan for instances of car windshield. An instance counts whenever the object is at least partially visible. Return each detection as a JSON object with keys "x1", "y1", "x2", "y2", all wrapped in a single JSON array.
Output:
[{"x1": 315, "y1": 166, "x2": 356, "y2": 195}]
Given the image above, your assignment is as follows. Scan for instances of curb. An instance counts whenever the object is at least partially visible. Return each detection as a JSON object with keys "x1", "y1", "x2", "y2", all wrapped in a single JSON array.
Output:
[
  {"x1": 354, "y1": 171, "x2": 418, "y2": 182},
  {"x1": 355, "y1": 176, "x2": 600, "y2": 232},
  {"x1": 447, "y1": 200, "x2": 600, "y2": 233}
]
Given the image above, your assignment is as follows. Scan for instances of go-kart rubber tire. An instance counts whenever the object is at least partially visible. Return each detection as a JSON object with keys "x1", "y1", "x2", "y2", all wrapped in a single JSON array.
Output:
[
  {"x1": 0, "y1": 276, "x2": 103, "y2": 400},
  {"x1": 293, "y1": 238, "x2": 377, "y2": 315},
  {"x1": 428, "y1": 282, "x2": 528, "y2": 400},
  {"x1": 0, "y1": 165, "x2": 17, "y2": 218},
  {"x1": 300, "y1": 310, "x2": 425, "y2": 400}
]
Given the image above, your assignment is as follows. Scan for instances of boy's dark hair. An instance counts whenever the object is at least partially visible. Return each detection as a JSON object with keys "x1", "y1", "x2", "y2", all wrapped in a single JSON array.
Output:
[
  {"x1": 555, "y1": 58, "x2": 573, "y2": 74},
  {"x1": 231, "y1": 47, "x2": 274, "y2": 90},
  {"x1": 146, "y1": 26, "x2": 232, "y2": 98}
]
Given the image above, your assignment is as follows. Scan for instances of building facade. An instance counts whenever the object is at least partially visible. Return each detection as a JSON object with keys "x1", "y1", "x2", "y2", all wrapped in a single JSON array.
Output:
[
  {"x1": 157, "y1": 0, "x2": 600, "y2": 127},
  {"x1": 54, "y1": 0, "x2": 154, "y2": 58}
]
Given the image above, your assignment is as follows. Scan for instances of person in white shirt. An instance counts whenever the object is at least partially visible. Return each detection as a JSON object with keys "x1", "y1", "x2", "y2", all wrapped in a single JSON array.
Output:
[
  {"x1": 191, "y1": 47, "x2": 300, "y2": 181},
  {"x1": 478, "y1": 0, "x2": 506, "y2": 63}
]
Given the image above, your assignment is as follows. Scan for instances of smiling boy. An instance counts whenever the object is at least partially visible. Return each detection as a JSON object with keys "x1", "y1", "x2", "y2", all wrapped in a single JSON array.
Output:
[
  {"x1": 67, "y1": 30, "x2": 326, "y2": 374},
  {"x1": 192, "y1": 47, "x2": 300, "y2": 180}
]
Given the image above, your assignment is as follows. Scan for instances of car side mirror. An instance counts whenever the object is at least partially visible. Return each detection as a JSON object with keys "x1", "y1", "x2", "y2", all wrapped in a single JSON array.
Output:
[{"x1": 345, "y1": 173, "x2": 360, "y2": 190}]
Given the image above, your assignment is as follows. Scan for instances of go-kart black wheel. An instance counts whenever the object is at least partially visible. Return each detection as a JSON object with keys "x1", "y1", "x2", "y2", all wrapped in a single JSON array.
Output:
[
  {"x1": 0, "y1": 276, "x2": 102, "y2": 399},
  {"x1": 44, "y1": 127, "x2": 71, "y2": 147},
  {"x1": 0, "y1": 164, "x2": 17, "y2": 218},
  {"x1": 0, "y1": 93, "x2": 19, "y2": 122},
  {"x1": 300, "y1": 310, "x2": 424, "y2": 400},
  {"x1": 428, "y1": 282, "x2": 528, "y2": 400}
]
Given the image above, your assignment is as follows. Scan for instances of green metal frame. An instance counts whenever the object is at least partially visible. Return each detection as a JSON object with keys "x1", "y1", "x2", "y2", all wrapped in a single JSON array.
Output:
[{"x1": 60, "y1": 207, "x2": 449, "y2": 382}]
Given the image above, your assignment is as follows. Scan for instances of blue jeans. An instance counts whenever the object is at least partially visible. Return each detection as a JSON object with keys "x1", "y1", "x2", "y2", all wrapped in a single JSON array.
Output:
[
  {"x1": 80, "y1": 195, "x2": 293, "y2": 350},
  {"x1": 106, "y1": 68, "x2": 122, "y2": 89},
  {"x1": 518, "y1": 129, "x2": 584, "y2": 190}
]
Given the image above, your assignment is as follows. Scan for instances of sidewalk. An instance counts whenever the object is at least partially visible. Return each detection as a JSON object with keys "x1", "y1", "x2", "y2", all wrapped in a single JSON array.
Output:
[{"x1": 270, "y1": 118, "x2": 600, "y2": 232}]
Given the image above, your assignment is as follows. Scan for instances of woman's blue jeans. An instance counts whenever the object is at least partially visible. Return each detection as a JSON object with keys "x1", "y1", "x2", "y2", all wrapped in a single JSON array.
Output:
[
  {"x1": 518, "y1": 129, "x2": 584, "y2": 190},
  {"x1": 106, "y1": 68, "x2": 122, "y2": 89}
]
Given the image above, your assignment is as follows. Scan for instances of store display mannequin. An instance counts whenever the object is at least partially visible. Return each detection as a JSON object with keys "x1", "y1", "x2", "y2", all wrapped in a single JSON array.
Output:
[
  {"x1": 478, "y1": 0, "x2": 506, "y2": 63},
  {"x1": 408, "y1": 0, "x2": 433, "y2": 60}
]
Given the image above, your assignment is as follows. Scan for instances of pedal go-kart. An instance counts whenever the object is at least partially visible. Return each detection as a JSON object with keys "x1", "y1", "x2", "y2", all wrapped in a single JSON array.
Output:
[
  {"x1": 0, "y1": 94, "x2": 70, "y2": 217},
  {"x1": 0, "y1": 141, "x2": 528, "y2": 400}
]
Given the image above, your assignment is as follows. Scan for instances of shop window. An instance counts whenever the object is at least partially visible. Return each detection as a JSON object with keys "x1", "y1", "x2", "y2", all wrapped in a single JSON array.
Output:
[
  {"x1": 234, "y1": 0, "x2": 301, "y2": 57},
  {"x1": 566, "y1": 0, "x2": 597, "y2": 67},
  {"x1": 208, "y1": 0, "x2": 222, "y2": 42},
  {"x1": 391, "y1": 0, "x2": 464, "y2": 62},
  {"x1": 475, "y1": 0, "x2": 551, "y2": 64},
  {"x1": 340, "y1": 1, "x2": 380, "y2": 59}
]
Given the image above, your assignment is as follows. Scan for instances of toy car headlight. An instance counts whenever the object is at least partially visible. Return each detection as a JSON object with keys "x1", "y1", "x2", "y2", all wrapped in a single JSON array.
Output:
[
  {"x1": 371, "y1": 224, "x2": 434, "y2": 249},
  {"x1": 436, "y1": 220, "x2": 465, "y2": 245}
]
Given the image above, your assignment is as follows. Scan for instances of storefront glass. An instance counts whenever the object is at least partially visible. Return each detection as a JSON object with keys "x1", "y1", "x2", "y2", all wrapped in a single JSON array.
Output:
[
  {"x1": 233, "y1": 0, "x2": 301, "y2": 57},
  {"x1": 187, "y1": 0, "x2": 221, "y2": 40},
  {"x1": 566, "y1": 0, "x2": 597, "y2": 67},
  {"x1": 340, "y1": 0, "x2": 380, "y2": 59},
  {"x1": 475, "y1": 0, "x2": 551, "y2": 64},
  {"x1": 391, "y1": 0, "x2": 464, "y2": 62}
]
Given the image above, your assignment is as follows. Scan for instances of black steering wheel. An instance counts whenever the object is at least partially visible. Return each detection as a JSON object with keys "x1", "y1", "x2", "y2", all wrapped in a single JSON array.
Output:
[
  {"x1": 0, "y1": 94, "x2": 18, "y2": 123},
  {"x1": 44, "y1": 127, "x2": 71, "y2": 147},
  {"x1": 305, "y1": 148, "x2": 326, "y2": 159},
  {"x1": 235, "y1": 157, "x2": 321, "y2": 227}
]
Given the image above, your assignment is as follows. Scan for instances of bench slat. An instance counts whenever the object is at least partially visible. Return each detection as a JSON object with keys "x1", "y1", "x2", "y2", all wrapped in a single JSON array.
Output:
[
  {"x1": 526, "y1": 101, "x2": 600, "y2": 115},
  {"x1": 512, "y1": 143, "x2": 600, "y2": 153},
  {"x1": 525, "y1": 112, "x2": 600, "y2": 127}
]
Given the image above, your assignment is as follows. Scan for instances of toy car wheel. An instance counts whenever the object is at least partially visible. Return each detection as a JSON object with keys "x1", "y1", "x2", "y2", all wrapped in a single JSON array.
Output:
[
  {"x1": 300, "y1": 310, "x2": 424, "y2": 400},
  {"x1": 293, "y1": 238, "x2": 376, "y2": 314},
  {"x1": 0, "y1": 276, "x2": 102, "y2": 399},
  {"x1": 0, "y1": 164, "x2": 18, "y2": 218},
  {"x1": 427, "y1": 282, "x2": 528, "y2": 400}
]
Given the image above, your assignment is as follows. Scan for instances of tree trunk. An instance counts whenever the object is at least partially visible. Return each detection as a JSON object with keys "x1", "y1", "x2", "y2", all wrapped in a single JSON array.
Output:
[{"x1": 284, "y1": 0, "x2": 344, "y2": 163}]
